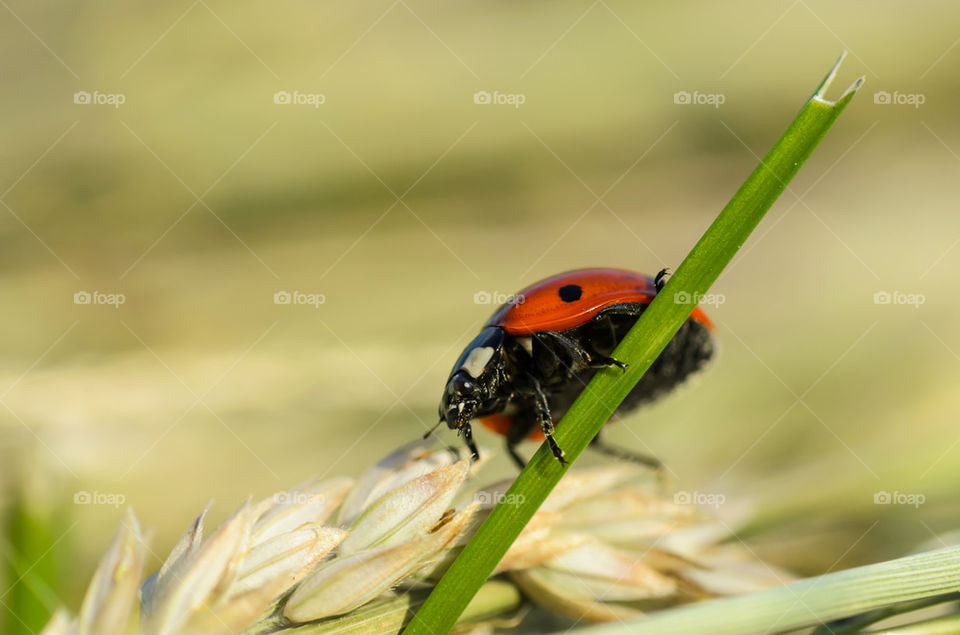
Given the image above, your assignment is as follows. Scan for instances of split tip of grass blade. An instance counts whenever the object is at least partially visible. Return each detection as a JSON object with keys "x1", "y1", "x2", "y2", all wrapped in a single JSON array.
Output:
[{"x1": 812, "y1": 51, "x2": 865, "y2": 107}]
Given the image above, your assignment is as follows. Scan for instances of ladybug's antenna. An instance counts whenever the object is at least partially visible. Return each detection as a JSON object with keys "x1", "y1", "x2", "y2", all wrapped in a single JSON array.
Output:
[{"x1": 423, "y1": 418, "x2": 444, "y2": 440}]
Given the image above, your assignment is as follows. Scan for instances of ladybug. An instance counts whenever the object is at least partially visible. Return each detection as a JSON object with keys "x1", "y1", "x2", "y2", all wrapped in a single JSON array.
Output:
[{"x1": 435, "y1": 267, "x2": 714, "y2": 468}]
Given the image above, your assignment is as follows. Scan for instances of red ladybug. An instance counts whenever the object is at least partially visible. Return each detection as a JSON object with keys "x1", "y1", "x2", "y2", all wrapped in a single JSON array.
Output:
[{"x1": 436, "y1": 267, "x2": 714, "y2": 468}]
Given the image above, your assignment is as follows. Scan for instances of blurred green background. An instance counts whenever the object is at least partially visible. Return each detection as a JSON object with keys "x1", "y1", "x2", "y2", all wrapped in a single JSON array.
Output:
[{"x1": 2, "y1": 0, "x2": 960, "y2": 628}]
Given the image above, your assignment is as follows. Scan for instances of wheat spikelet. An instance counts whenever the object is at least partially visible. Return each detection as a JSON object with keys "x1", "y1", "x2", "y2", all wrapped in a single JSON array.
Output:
[{"x1": 42, "y1": 442, "x2": 786, "y2": 634}]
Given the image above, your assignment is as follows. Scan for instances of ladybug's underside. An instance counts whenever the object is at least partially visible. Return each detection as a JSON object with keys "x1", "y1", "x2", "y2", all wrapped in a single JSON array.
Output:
[{"x1": 479, "y1": 302, "x2": 714, "y2": 466}]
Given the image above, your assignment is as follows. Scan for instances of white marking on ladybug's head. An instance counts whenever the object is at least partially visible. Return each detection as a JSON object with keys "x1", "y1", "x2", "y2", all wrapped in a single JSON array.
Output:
[
  {"x1": 517, "y1": 336, "x2": 533, "y2": 356},
  {"x1": 460, "y1": 346, "x2": 494, "y2": 378}
]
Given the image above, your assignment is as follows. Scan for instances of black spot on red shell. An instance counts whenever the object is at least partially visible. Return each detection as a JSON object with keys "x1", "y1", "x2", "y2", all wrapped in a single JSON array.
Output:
[{"x1": 558, "y1": 284, "x2": 582, "y2": 302}]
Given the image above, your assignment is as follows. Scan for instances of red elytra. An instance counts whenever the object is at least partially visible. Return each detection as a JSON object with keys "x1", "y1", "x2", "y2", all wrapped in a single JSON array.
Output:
[
  {"x1": 486, "y1": 267, "x2": 713, "y2": 335},
  {"x1": 480, "y1": 267, "x2": 713, "y2": 441}
]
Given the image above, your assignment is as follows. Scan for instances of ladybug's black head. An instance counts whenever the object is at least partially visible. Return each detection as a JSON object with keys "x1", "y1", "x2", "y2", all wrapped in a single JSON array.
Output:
[{"x1": 439, "y1": 326, "x2": 506, "y2": 432}]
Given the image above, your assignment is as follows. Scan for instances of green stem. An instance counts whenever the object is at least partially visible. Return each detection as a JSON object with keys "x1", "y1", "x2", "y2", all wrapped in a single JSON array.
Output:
[
  {"x1": 882, "y1": 614, "x2": 960, "y2": 635},
  {"x1": 810, "y1": 593, "x2": 960, "y2": 635},
  {"x1": 571, "y1": 546, "x2": 960, "y2": 635},
  {"x1": 405, "y1": 54, "x2": 863, "y2": 635}
]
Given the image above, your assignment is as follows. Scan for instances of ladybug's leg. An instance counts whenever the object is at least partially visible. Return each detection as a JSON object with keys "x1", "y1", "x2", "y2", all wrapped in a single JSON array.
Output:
[
  {"x1": 590, "y1": 356, "x2": 627, "y2": 371},
  {"x1": 591, "y1": 307, "x2": 669, "y2": 370},
  {"x1": 589, "y1": 430, "x2": 663, "y2": 474},
  {"x1": 514, "y1": 374, "x2": 567, "y2": 466},
  {"x1": 460, "y1": 422, "x2": 480, "y2": 461},
  {"x1": 536, "y1": 331, "x2": 591, "y2": 373},
  {"x1": 504, "y1": 418, "x2": 537, "y2": 469},
  {"x1": 538, "y1": 331, "x2": 623, "y2": 373},
  {"x1": 505, "y1": 442, "x2": 527, "y2": 469}
]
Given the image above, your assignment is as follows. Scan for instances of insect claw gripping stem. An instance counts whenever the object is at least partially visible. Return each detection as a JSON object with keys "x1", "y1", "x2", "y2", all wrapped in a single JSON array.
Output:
[
  {"x1": 591, "y1": 356, "x2": 628, "y2": 372},
  {"x1": 546, "y1": 435, "x2": 568, "y2": 465},
  {"x1": 539, "y1": 415, "x2": 568, "y2": 466},
  {"x1": 654, "y1": 267, "x2": 670, "y2": 292}
]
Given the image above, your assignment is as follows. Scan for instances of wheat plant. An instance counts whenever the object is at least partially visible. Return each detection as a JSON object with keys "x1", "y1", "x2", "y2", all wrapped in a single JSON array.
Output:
[{"x1": 39, "y1": 442, "x2": 786, "y2": 634}]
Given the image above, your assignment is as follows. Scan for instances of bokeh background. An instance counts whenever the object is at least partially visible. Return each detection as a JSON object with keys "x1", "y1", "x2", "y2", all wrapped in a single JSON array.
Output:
[{"x1": 3, "y1": 0, "x2": 960, "y2": 629}]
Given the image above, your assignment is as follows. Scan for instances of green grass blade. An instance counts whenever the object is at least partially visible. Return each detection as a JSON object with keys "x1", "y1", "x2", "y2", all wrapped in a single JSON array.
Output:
[
  {"x1": 570, "y1": 545, "x2": 960, "y2": 635},
  {"x1": 404, "y1": 54, "x2": 863, "y2": 635},
  {"x1": 2, "y1": 470, "x2": 68, "y2": 635}
]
